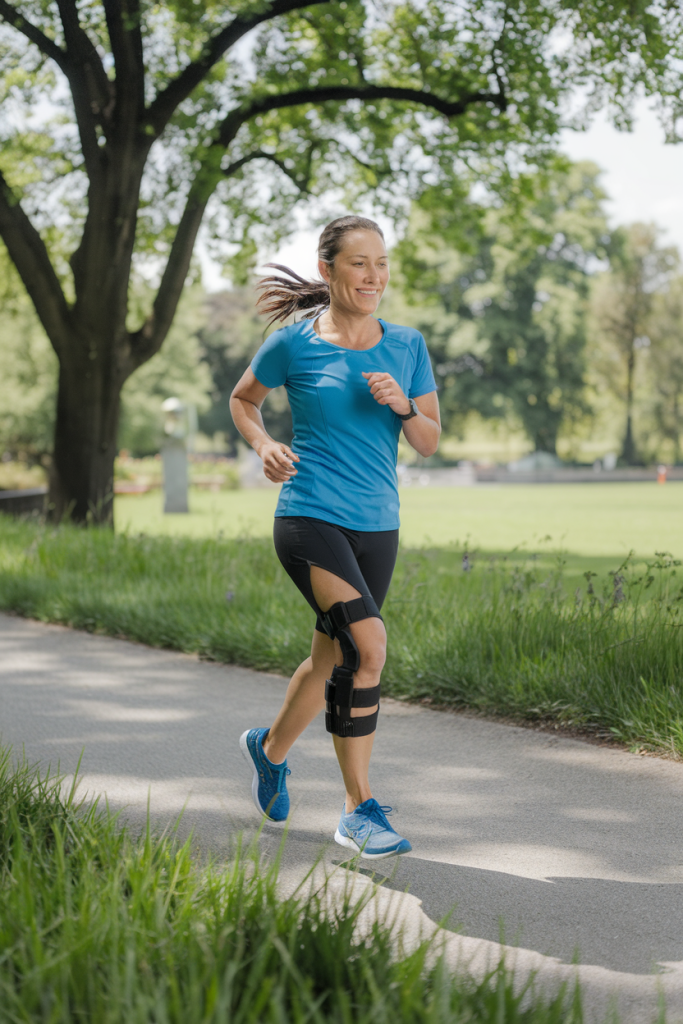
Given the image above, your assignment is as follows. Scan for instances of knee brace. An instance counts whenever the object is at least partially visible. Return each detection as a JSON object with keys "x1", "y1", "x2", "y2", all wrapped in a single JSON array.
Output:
[{"x1": 320, "y1": 596, "x2": 382, "y2": 738}]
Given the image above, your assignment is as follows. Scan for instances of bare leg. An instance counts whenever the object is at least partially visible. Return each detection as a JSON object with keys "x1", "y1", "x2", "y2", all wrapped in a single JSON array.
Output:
[
  {"x1": 309, "y1": 566, "x2": 386, "y2": 815},
  {"x1": 263, "y1": 630, "x2": 336, "y2": 765}
]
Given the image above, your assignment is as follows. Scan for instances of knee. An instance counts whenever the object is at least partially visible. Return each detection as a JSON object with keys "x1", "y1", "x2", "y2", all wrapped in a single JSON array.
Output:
[
  {"x1": 325, "y1": 618, "x2": 384, "y2": 738},
  {"x1": 354, "y1": 620, "x2": 386, "y2": 679},
  {"x1": 358, "y1": 644, "x2": 386, "y2": 677}
]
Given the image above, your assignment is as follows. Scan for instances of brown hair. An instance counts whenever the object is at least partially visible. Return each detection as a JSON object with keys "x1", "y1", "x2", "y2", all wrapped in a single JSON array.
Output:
[{"x1": 256, "y1": 215, "x2": 385, "y2": 325}]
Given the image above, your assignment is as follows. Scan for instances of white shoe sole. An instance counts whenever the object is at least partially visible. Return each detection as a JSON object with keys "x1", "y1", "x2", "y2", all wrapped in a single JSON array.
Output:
[
  {"x1": 334, "y1": 828, "x2": 404, "y2": 860},
  {"x1": 239, "y1": 730, "x2": 287, "y2": 828}
]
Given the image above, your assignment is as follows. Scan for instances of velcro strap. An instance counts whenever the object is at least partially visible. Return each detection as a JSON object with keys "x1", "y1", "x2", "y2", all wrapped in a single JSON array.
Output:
[
  {"x1": 344, "y1": 595, "x2": 381, "y2": 624},
  {"x1": 325, "y1": 708, "x2": 379, "y2": 738},
  {"x1": 352, "y1": 683, "x2": 381, "y2": 708},
  {"x1": 320, "y1": 595, "x2": 382, "y2": 639},
  {"x1": 325, "y1": 676, "x2": 380, "y2": 711}
]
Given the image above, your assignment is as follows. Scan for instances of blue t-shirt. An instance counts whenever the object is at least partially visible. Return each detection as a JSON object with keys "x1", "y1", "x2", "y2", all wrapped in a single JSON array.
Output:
[{"x1": 250, "y1": 317, "x2": 436, "y2": 531}]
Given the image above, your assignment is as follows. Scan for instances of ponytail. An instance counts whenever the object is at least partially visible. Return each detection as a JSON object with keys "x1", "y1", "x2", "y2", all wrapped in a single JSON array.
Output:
[
  {"x1": 255, "y1": 264, "x2": 329, "y2": 326},
  {"x1": 256, "y1": 215, "x2": 385, "y2": 326}
]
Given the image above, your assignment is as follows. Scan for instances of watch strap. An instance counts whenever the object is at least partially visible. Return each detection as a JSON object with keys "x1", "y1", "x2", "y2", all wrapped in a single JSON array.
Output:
[{"x1": 399, "y1": 398, "x2": 419, "y2": 421}]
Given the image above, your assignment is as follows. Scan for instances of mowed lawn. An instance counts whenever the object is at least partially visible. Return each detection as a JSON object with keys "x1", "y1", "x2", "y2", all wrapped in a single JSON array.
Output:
[{"x1": 116, "y1": 481, "x2": 683, "y2": 561}]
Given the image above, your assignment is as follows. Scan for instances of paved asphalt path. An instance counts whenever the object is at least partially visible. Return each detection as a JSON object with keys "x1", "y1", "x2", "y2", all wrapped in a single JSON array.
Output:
[{"x1": 2, "y1": 612, "x2": 683, "y2": 1018}]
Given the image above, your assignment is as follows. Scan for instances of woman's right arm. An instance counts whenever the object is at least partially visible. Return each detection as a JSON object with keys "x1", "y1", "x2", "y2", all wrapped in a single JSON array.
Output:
[{"x1": 230, "y1": 368, "x2": 299, "y2": 484}]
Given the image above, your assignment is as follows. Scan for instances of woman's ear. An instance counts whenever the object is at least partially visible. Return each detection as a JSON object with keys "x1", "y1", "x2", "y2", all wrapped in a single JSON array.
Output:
[{"x1": 318, "y1": 259, "x2": 332, "y2": 283}]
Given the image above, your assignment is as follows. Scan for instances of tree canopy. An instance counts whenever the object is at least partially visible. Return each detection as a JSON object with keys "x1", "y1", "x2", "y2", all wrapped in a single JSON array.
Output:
[
  {"x1": 591, "y1": 222, "x2": 679, "y2": 463},
  {"x1": 646, "y1": 277, "x2": 683, "y2": 463},
  {"x1": 391, "y1": 159, "x2": 610, "y2": 454}
]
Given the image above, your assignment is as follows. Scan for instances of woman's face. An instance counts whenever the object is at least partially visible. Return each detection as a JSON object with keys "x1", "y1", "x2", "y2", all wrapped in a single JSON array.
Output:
[{"x1": 319, "y1": 229, "x2": 389, "y2": 316}]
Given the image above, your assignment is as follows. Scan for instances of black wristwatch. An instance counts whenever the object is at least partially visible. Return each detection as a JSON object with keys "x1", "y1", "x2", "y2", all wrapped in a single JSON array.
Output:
[{"x1": 399, "y1": 398, "x2": 419, "y2": 421}]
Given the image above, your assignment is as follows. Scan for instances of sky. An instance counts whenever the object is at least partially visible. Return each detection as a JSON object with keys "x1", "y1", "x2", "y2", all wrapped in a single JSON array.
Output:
[
  {"x1": 560, "y1": 102, "x2": 683, "y2": 252},
  {"x1": 201, "y1": 101, "x2": 683, "y2": 288}
]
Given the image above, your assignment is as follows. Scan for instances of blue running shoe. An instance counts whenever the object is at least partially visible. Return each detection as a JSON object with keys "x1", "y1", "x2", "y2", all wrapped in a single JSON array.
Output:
[
  {"x1": 334, "y1": 798, "x2": 412, "y2": 859},
  {"x1": 240, "y1": 728, "x2": 291, "y2": 825}
]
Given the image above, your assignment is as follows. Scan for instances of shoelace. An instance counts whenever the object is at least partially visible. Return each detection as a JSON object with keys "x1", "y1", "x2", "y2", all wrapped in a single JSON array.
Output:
[
  {"x1": 361, "y1": 802, "x2": 393, "y2": 829},
  {"x1": 275, "y1": 765, "x2": 291, "y2": 791}
]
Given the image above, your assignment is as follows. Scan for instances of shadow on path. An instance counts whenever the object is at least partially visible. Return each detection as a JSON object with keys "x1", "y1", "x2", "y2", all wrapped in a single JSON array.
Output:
[
  {"x1": 345, "y1": 856, "x2": 683, "y2": 975},
  {"x1": 3, "y1": 613, "x2": 683, "y2": 980}
]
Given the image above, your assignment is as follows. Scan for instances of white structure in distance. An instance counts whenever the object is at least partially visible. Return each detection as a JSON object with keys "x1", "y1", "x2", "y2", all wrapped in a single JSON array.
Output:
[{"x1": 161, "y1": 397, "x2": 194, "y2": 514}]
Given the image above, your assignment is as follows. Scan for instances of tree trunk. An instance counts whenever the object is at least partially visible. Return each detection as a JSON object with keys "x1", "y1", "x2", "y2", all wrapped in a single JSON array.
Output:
[
  {"x1": 534, "y1": 425, "x2": 558, "y2": 455},
  {"x1": 621, "y1": 345, "x2": 637, "y2": 464},
  {"x1": 621, "y1": 413, "x2": 636, "y2": 466},
  {"x1": 529, "y1": 406, "x2": 560, "y2": 455},
  {"x1": 44, "y1": 138, "x2": 152, "y2": 525},
  {"x1": 672, "y1": 392, "x2": 681, "y2": 465},
  {"x1": 49, "y1": 339, "x2": 126, "y2": 525}
]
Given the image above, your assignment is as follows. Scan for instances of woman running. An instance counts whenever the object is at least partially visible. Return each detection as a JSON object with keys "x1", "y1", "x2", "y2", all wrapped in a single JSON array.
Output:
[{"x1": 230, "y1": 215, "x2": 440, "y2": 859}]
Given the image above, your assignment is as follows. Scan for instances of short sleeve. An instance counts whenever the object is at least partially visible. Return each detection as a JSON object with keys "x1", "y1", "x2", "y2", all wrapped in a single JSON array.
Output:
[
  {"x1": 251, "y1": 328, "x2": 291, "y2": 388},
  {"x1": 409, "y1": 333, "x2": 437, "y2": 398}
]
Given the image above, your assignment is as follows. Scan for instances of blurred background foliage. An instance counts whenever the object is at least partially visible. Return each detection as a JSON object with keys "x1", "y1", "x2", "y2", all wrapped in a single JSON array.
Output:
[
  {"x1": 196, "y1": 290, "x2": 293, "y2": 453},
  {"x1": 388, "y1": 159, "x2": 609, "y2": 456},
  {"x1": 1, "y1": 158, "x2": 683, "y2": 471}
]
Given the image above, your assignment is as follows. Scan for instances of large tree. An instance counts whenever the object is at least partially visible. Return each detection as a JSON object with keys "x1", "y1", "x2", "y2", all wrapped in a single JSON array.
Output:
[
  {"x1": 647, "y1": 276, "x2": 683, "y2": 463},
  {"x1": 592, "y1": 223, "x2": 678, "y2": 464},
  {"x1": 0, "y1": 0, "x2": 679, "y2": 521},
  {"x1": 392, "y1": 159, "x2": 610, "y2": 454}
]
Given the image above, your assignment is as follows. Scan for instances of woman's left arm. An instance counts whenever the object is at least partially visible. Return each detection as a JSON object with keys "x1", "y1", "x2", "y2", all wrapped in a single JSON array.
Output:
[{"x1": 362, "y1": 372, "x2": 441, "y2": 457}]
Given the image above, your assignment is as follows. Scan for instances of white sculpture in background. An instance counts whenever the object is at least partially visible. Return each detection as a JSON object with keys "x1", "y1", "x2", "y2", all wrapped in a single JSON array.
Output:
[{"x1": 161, "y1": 397, "x2": 196, "y2": 514}]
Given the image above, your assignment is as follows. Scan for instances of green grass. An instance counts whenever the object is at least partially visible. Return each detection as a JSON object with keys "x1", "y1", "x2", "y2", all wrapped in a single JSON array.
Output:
[
  {"x1": 2, "y1": 517, "x2": 683, "y2": 756},
  {"x1": 0, "y1": 749, "x2": 581, "y2": 1022},
  {"x1": 115, "y1": 482, "x2": 683, "y2": 558},
  {"x1": 116, "y1": 487, "x2": 283, "y2": 540}
]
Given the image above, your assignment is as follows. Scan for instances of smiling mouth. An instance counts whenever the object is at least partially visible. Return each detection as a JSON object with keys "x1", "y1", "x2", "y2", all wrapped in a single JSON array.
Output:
[{"x1": 357, "y1": 289, "x2": 378, "y2": 295}]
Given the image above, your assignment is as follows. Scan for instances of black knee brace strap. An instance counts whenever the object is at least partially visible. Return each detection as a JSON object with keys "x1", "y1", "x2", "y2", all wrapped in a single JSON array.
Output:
[{"x1": 320, "y1": 596, "x2": 382, "y2": 738}]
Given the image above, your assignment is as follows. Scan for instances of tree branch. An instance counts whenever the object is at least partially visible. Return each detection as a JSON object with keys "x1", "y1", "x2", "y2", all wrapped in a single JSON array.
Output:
[
  {"x1": 131, "y1": 78, "x2": 506, "y2": 365},
  {"x1": 0, "y1": 0, "x2": 70, "y2": 70},
  {"x1": 56, "y1": 0, "x2": 112, "y2": 116},
  {"x1": 128, "y1": 144, "x2": 317, "y2": 365},
  {"x1": 223, "y1": 149, "x2": 313, "y2": 192},
  {"x1": 0, "y1": 170, "x2": 70, "y2": 357},
  {"x1": 103, "y1": 0, "x2": 145, "y2": 118},
  {"x1": 334, "y1": 141, "x2": 392, "y2": 181},
  {"x1": 216, "y1": 82, "x2": 508, "y2": 148},
  {"x1": 128, "y1": 187, "x2": 209, "y2": 368},
  {"x1": 1, "y1": 1, "x2": 113, "y2": 174},
  {"x1": 51, "y1": 0, "x2": 114, "y2": 177},
  {"x1": 145, "y1": 0, "x2": 330, "y2": 136}
]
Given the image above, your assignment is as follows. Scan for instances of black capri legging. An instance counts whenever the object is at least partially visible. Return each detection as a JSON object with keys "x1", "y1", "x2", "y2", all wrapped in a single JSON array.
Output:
[{"x1": 273, "y1": 517, "x2": 399, "y2": 633}]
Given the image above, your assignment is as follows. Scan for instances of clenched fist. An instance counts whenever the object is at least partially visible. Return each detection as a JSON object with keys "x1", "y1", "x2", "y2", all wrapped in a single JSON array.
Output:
[
  {"x1": 257, "y1": 441, "x2": 300, "y2": 483},
  {"x1": 362, "y1": 371, "x2": 411, "y2": 416}
]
